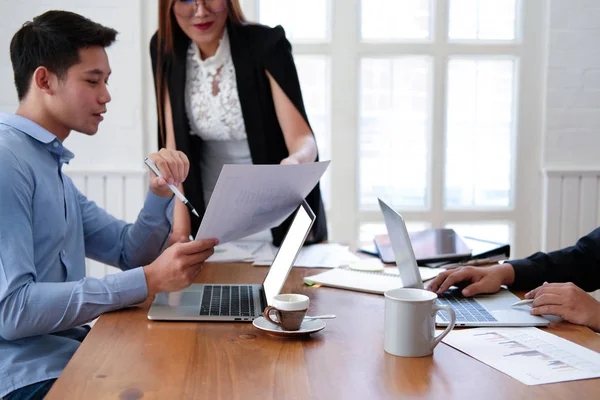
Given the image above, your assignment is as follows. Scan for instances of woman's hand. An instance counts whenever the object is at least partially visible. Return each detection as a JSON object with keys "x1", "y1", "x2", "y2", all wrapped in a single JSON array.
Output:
[
  {"x1": 167, "y1": 230, "x2": 192, "y2": 247},
  {"x1": 147, "y1": 148, "x2": 190, "y2": 198},
  {"x1": 280, "y1": 155, "x2": 300, "y2": 165}
]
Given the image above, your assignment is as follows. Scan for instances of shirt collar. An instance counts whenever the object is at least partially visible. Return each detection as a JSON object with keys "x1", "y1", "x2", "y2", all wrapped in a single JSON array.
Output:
[
  {"x1": 189, "y1": 29, "x2": 231, "y2": 75},
  {"x1": 0, "y1": 112, "x2": 75, "y2": 164}
]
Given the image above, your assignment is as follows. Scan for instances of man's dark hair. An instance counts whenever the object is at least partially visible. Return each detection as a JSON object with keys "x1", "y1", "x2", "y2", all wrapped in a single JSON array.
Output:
[{"x1": 9, "y1": 10, "x2": 118, "y2": 101}]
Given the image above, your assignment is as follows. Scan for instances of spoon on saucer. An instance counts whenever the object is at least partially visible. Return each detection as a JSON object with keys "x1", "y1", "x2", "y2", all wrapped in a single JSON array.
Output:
[{"x1": 304, "y1": 314, "x2": 336, "y2": 320}]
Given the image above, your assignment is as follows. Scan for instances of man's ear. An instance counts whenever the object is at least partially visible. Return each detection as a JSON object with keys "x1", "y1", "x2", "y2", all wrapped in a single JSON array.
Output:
[{"x1": 32, "y1": 66, "x2": 56, "y2": 95}]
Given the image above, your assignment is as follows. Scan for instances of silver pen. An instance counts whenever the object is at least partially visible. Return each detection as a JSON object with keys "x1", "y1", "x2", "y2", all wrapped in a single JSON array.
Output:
[
  {"x1": 511, "y1": 299, "x2": 534, "y2": 307},
  {"x1": 144, "y1": 157, "x2": 200, "y2": 218}
]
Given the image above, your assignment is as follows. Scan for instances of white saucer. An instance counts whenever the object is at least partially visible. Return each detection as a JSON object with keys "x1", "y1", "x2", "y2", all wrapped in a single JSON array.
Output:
[{"x1": 252, "y1": 317, "x2": 326, "y2": 337}]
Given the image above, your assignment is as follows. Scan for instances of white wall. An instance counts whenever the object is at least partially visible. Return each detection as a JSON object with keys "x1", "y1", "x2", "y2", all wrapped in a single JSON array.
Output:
[
  {"x1": 0, "y1": 0, "x2": 157, "y2": 171},
  {"x1": 544, "y1": 0, "x2": 600, "y2": 168},
  {"x1": 542, "y1": 0, "x2": 600, "y2": 253}
]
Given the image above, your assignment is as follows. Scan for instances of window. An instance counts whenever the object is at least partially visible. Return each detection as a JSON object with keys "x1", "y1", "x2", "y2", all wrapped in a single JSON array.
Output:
[
  {"x1": 445, "y1": 57, "x2": 517, "y2": 209},
  {"x1": 362, "y1": 0, "x2": 432, "y2": 41},
  {"x1": 247, "y1": 0, "x2": 543, "y2": 257},
  {"x1": 295, "y1": 56, "x2": 332, "y2": 207},
  {"x1": 359, "y1": 56, "x2": 432, "y2": 210}
]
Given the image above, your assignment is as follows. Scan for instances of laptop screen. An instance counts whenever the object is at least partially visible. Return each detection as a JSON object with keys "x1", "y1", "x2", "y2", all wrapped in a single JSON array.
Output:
[
  {"x1": 378, "y1": 198, "x2": 424, "y2": 289},
  {"x1": 263, "y1": 201, "x2": 315, "y2": 304}
]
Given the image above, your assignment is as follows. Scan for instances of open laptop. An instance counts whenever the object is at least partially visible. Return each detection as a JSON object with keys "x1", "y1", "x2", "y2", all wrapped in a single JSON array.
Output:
[
  {"x1": 147, "y1": 200, "x2": 315, "y2": 321},
  {"x1": 378, "y1": 198, "x2": 549, "y2": 328}
]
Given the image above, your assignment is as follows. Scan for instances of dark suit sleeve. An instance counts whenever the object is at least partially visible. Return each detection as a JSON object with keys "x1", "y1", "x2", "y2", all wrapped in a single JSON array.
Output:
[
  {"x1": 261, "y1": 26, "x2": 311, "y2": 129},
  {"x1": 149, "y1": 32, "x2": 166, "y2": 149},
  {"x1": 509, "y1": 227, "x2": 600, "y2": 291},
  {"x1": 149, "y1": 32, "x2": 159, "y2": 93}
]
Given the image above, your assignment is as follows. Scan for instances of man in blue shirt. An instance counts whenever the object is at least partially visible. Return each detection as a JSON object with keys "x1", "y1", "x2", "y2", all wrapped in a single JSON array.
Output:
[{"x1": 0, "y1": 11, "x2": 218, "y2": 399}]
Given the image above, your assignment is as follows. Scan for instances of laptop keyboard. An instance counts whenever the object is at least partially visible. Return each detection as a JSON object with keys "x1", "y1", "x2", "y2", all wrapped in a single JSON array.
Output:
[
  {"x1": 436, "y1": 290, "x2": 497, "y2": 323},
  {"x1": 199, "y1": 285, "x2": 255, "y2": 317}
]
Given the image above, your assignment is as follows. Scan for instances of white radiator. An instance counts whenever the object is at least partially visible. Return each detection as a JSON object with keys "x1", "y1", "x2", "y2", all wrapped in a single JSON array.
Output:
[
  {"x1": 543, "y1": 168, "x2": 600, "y2": 250},
  {"x1": 543, "y1": 168, "x2": 600, "y2": 302},
  {"x1": 65, "y1": 169, "x2": 148, "y2": 278}
]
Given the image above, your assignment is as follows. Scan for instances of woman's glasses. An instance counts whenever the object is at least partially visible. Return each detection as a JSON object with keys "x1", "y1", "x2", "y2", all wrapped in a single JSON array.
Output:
[{"x1": 172, "y1": 0, "x2": 227, "y2": 17}]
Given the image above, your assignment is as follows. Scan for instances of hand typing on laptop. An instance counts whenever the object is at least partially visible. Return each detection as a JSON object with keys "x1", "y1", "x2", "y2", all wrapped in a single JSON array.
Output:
[
  {"x1": 427, "y1": 264, "x2": 600, "y2": 332},
  {"x1": 426, "y1": 264, "x2": 515, "y2": 297}
]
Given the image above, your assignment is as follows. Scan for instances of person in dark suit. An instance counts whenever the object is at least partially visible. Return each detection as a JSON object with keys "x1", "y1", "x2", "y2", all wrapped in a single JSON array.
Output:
[
  {"x1": 427, "y1": 227, "x2": 600, "y2": 331},
  {"x1": 150, "y1": 0, "x2": 328, "y2": 247}
]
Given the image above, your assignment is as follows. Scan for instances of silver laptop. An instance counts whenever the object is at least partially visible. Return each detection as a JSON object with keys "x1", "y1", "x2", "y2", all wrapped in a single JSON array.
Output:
[
  {"x1": 379, "y1": 198, "x2": 549, "y2": 327},
  {"x1": 147, "y1": 200, "x2": 315, "y2": 321}
]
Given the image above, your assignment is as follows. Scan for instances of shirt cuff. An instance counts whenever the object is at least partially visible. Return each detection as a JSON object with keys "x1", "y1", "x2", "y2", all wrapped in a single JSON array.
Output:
[
  {"x1": 110, "y1": 267, "x2": 148, "y2": 307},
  {"x1": 508, "y1": 259, "x2": 543, "y2": 291},
  {"x1": 143, "y1": 190, "x2": 174, "y2": 219}
]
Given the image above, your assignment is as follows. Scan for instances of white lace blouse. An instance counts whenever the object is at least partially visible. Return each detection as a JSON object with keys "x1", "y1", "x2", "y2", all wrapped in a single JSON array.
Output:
[{"x1": 184, "y1": 30, "x2": 248, "y2": 141}]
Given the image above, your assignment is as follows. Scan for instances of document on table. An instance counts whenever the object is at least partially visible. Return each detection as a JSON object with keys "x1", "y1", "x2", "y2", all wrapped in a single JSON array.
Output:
[
  {"x1": 442, "y1": 327, "x2": 600, "y2": 385},
  {"x1": 195, "y1": 162, "x2": 330, "y2": 244},
  {"x1": 205, "y1": 240, "x2": 359, "y2": 268},
  {"x1": 205, "y1": 242, "x2": 255, "y2": 262},
  {"x1": 253, "y1": 243, "x2": 360, "y2": 268},
  {"x1": 205, "y1": 240, "x2": 272, "y2": 263}
]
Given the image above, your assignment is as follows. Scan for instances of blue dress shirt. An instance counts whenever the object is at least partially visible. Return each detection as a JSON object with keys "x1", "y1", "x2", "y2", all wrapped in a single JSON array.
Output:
[{"x1": 0, "y1": 113, "x2": 173, "y2": 397}]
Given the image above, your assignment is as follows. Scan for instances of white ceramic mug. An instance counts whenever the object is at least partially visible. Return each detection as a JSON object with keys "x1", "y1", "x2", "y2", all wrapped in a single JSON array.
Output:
[
  {"x1": 263, "y1": 294, "x2": 310, "y2": 331},
  {"x1": 384, "y1": 288, "x2": 456, "y2": 357}
]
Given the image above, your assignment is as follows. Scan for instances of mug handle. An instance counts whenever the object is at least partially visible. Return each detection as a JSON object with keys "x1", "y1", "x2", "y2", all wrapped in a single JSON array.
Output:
[
  {"x1": 263, "y1": 306, "x2": 283, "y2": 328},
  {"x1": 431, "y1": 305, "x2": 456, "y2": 349}
]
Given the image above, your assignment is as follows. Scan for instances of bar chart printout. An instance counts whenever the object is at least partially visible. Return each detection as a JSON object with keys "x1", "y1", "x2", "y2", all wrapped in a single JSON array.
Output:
[{"x1": 442, "y1": 327, "x2": 600, "y2": 385}]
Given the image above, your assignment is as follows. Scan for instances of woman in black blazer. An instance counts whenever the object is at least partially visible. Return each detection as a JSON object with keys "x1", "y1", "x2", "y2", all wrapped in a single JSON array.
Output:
[{"x1": 151, "y1": 0, "x2": 328, "y2": 246}]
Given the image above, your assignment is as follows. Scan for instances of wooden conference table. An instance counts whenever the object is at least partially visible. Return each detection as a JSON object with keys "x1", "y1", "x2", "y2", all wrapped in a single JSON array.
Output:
[{"x1": 47, "y1": 263, "x2": 600, "y2": 399}]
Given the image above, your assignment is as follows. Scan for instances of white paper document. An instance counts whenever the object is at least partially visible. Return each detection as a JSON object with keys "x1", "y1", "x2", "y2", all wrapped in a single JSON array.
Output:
[
  {"x1": 205, "y1": 240, "x2": 272, "y2": 263},
  {"x1": 195, "y1": 162, "x2": 329, "y2": 244},
  {"x1": 253, "y1": 243, "x2": 360, "y2": 268},
  {"x1": 442, "y1": 327, "x2": 600, "y2": 385},
  {"x1": 204, "y1": 240, "x2": 358, "y2": 268},
  {"x1": 205, "y1": 242, "x2": 255, "y2": 263}
]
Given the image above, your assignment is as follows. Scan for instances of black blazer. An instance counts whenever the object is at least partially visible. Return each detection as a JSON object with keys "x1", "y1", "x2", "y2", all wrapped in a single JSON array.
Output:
[
  {"x1": 150, "y1": 21, "x2": 327, "y2": 246},
  {"x1": 510, "y1": 227, "x2": 600, "y2": 291}
]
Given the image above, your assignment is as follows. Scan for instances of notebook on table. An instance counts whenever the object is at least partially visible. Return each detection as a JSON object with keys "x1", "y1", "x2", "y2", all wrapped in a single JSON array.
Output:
[{"x1": 303, "y1": 264, "x2": 443, "y2": 295}]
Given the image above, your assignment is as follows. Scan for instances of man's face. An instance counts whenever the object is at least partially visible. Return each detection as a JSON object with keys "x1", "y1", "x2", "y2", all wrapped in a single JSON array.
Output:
[{"x1": 48, "y1": 46, "x2": 112, "y2": 135}]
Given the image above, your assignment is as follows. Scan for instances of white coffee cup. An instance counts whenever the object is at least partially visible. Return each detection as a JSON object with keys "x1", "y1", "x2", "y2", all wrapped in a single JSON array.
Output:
[
  {"x1": 384, "y1": 288, "x2": 456, "y2": 357},
  {"x1": 264, "y1": 294, "x2": 309, "y2": 331}
]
